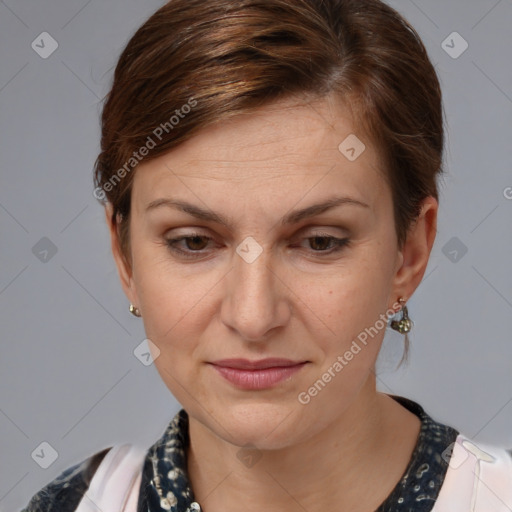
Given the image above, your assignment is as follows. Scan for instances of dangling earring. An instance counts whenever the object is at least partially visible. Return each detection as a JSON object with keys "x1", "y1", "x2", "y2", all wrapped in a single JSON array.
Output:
[
  {"x1": 129, "y1": 304, "x2": 142, "y2": 317},
  {"x1": 390, "y1": 297, "x2": 412, "y2": 334}
]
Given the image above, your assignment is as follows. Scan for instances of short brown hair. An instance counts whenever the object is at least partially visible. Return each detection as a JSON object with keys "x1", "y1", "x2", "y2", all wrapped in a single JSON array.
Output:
[{"x1": 94, "y1": 0, "x2": 444, "y2": 261}]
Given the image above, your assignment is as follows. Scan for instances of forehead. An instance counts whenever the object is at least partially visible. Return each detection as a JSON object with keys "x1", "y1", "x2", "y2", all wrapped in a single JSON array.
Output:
[{"x1": 132, "y1": 95, "x2": 387, "y2": 206}]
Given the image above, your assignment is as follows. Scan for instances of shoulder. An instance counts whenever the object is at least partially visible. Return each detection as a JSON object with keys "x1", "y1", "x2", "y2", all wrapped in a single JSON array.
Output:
[
  {"x1": 434, "y1": 434, "x2": 512, "y2": 511},
  {"x1": 20, "y1": 447, "x2": 111, "y2": 512}
]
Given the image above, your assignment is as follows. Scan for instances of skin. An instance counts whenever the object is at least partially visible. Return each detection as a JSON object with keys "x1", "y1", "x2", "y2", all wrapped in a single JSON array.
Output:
[{"x1": 106, "y1": 93, "x2": 438, "y2": 512}]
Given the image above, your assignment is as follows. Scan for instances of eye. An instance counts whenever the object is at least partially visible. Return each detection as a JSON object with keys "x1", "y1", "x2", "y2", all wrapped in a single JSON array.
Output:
[
  {"x1": 298, "y1": 234, "x2": 351, "y2": 254},
  {"x1": 165, "y1": 233, "x2": 213, "y2": 259},
  {"x1": 164, "y1": 231, "x2": 351, "y2": 260}
]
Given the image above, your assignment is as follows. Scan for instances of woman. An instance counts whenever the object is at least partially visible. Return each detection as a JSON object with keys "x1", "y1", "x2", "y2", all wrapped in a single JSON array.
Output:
[{"x1": 22, "y1": 0, "x2": 512, "y2": 511}]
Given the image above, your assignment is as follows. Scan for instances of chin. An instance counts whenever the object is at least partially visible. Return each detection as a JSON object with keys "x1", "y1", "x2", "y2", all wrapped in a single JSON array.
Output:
[{"x1": 210, "y1": 400, "x2": 305, "y2": 449}]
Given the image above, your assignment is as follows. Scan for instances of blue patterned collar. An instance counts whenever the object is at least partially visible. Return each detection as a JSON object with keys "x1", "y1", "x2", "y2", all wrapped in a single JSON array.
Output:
[{"x1": 139, "y1": 395, "x2": 459, "y2": 512}]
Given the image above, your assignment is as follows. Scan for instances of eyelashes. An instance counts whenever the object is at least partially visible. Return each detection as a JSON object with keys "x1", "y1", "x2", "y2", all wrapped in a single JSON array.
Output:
[{"x1": 164, "y1": 232, "x2": 351, "y2": 260}]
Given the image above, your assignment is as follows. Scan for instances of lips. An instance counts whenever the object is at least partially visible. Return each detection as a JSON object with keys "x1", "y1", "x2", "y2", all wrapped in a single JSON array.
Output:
[
  {"x1": 208, "y1": 358, "x2": 308, "y2": 390},
  {"x1": 210, "y1": 358, "x2": 305, "y2": 370}
]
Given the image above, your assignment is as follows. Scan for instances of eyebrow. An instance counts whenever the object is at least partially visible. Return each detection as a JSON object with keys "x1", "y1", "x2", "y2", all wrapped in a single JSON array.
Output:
[{"x1": 145, "y1": 196, "x2": 370, "y2": 227}]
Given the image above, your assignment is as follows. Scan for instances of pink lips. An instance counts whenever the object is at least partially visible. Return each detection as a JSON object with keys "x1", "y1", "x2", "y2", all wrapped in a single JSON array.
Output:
[{"x1": 209, "y1": 358, "x2": 307, "y2": 390}]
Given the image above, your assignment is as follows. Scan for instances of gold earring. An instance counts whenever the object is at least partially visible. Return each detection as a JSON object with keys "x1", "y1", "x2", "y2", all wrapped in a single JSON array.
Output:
[
  {"x1": 390, "y1": 297, "x2": 412, "y2": 334},
  {"x1": 129, "y1": 304, "x2": 141, "y2": 317}
]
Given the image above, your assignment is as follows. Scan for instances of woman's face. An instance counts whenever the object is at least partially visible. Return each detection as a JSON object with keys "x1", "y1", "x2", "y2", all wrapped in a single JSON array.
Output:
[{"x1": 110, "y1": 95, "x2": 435, "y2": 449}]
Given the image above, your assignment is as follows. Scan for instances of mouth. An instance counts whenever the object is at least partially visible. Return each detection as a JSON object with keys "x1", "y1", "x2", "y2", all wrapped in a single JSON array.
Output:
[{"x1": 208, "y1": 358, "x2": 309, "y2": 390}]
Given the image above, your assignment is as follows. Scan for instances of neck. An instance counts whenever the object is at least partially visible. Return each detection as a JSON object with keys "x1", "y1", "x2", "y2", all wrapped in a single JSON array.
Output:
[{"x1": 186, "y1": 376, "x2": 421, "y2": 512}]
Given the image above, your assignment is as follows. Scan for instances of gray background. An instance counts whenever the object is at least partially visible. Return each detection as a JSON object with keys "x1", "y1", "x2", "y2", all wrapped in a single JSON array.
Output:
[{"x1": 0, "y1": 0, "x2": 511, "y2": 510}]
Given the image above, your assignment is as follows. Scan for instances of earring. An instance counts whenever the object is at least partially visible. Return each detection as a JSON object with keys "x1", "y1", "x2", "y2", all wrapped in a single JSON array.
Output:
[
  {"x1": 129, "y1": 304, "x2": 141, "y2": 317},
  {"x1": 390, "y1": 297, "x2": 412, "y2": 334}
]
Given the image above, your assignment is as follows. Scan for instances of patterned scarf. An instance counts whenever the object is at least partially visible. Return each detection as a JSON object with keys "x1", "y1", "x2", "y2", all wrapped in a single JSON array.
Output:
[
  {"x1": 140, "y1": 396, "x2": 459, "y2": 512},
  {"x1": 142, "y1": 409, "x2": 202, "y2": 512}
]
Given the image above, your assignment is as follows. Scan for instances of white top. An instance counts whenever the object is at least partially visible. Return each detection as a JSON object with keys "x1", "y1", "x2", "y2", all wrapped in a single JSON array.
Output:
[
  {"x1": 432, "y1": 434, "x2": 512, "y2": 511},
  {"x1": 76, "y1": 434, "x2": 512, "y2": 512},
  {"x1": 75, "y1": 444, "x2": 145, "y2": 512}
]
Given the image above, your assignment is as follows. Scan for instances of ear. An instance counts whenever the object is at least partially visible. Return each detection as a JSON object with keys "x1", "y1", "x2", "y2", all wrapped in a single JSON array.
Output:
[
  {"x1": 104, "y1": 203, "x2": 139, "y2": 308},
  {"x1": 390, "y1": 196, "x2": 438, "y2": 305}
]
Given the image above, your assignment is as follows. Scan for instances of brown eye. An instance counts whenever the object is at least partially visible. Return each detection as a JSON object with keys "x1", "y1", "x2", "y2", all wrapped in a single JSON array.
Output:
[
  {"x1": 302, "y1": 235, "x2": 351, "y2": 254},
  {"x1": 165, "y1": 233, "x2": 214, "y2": 259},
  {"x1": 309, "y1": 236, "x2": 335, "y2": 251},
  {"x1": 164, "y1": 232, "x2": 351, "y2": 261},
  {"x1": 183, "y1": 236, "x2": 209, "y2": 251}
]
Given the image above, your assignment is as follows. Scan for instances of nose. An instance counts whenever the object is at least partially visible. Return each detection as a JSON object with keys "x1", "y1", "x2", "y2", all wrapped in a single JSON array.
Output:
[{"x1": 220, "y1": 242, "x2": 290, "y2": 342}]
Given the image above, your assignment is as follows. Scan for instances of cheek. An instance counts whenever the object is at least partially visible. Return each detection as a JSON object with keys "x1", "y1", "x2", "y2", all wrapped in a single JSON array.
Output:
[
  {"x1": 136, "y1": 264, "x2": 206, "y2": 400},
  {"x1": 299, "y1": 251, "x2": 392, "y2": 342},
  {"x1": 131, "y1": 225, "x2": 395, "y2": 371},
  {"x1": 130, "y1": 232, "x2": 207, "y2": 334},
  {"x1": 138, "y1": 274, "x2": 209, "y2": 353}
]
